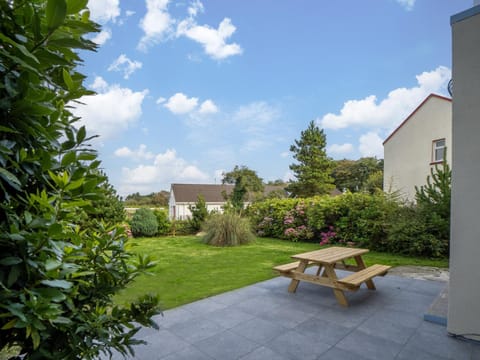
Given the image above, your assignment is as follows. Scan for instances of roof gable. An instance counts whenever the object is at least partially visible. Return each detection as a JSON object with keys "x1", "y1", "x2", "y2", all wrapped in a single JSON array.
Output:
[{"x1": 383, "y1": 93, "x2": 452, "y2": 145}]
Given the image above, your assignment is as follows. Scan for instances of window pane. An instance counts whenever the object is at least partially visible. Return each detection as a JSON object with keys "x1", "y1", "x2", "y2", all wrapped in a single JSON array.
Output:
[{"x1": 435, "y1": 148, "x2": 444, "y2": 161}]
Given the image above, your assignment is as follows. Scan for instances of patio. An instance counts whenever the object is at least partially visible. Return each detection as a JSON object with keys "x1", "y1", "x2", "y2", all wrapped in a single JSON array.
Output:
[{"x1": 112, "y1": 270, "x2": 479, "y2": 360}]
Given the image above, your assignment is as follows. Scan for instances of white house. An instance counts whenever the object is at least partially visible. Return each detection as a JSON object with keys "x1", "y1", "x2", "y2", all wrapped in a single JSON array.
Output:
[
  {"x1": 383, "y1": 93, "x2": 452, "y2": 201},
  {"x1": 168, "y1": 183, "x2": 287, "y2": 220}
]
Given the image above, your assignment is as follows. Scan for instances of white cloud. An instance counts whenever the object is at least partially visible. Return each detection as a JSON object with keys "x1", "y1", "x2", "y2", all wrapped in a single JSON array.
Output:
[
  {"x1": 233, "y1": 101, "x2": 279, "y2": 135},
  {"x1": 359, "y1": 132, "x2": 384, "y2": 158},
  {"x1": 88, "y1": 0, "x2": 120, "y2": 23},
  {"x1": 164, "y1": 92, "x2": 199, "y2": 114},
  {"x1": 199, "y1": 99, "x2": 218, "y2": 114},
  {"x1": 177, "y1": 17, "x2": 243, "y2": 60},
  {"x1": 108, "y1": 54, "x2": 143, "y2": 79},
  {"x1": 283, "y1": 170, "x2": 294, "y2": 183},
  {"x1": 156, "y1": 96, "x2": 166, "y2": 104},
  {"x1": 396, "y1": 0, "x2": 415, "y2": 11},
  {"x1": 114, "y1": 144, "x2": 154, "y2": 161},
  {"x1": 280, "y1": 151, "x2": 290, "y2": 158},
  {"x1": 320, "y1": 66, "x2": 450, "y2": 131},
  {"x1": 118, "y1": 148, "x2": 209, "y2": 195},
  {"x1": 188, "y1": 0, "x2": 204, "y2": 17},
  {"x1": 126, "y1": 10, "x2": 136, "y2": 17},
  {"x1": 328, "y1": 143, "x2": 354, "y2": 156},
  {"x1": 72, "y1": 77, "x2": 148, "y2": 140},
  {"x1": 138, "y1": 0, "x2": 173, "y2": 51},
  {"x1": 91, "y1": 28, "x2": 112, "y2": 45}
]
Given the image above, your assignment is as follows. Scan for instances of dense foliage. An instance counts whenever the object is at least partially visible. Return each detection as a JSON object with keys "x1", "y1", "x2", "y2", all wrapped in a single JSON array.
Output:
[
  {"x1": 246, "y1": 192, "x2": 448, "y2": 257},
  {"x1": 124, "y1": 191, "x2": 169, "y2": 207},
  {"x1": 222, "y1": 165, "x2": 264, "y2": 211},
  {"x1": 130, "y1": 208, "x2": 159, "y2": 237},
  {"x1": 153, "y1": 208, "x2": 171, "y2": 235},
  {"x1": 202, "y1": 213, "x2": 255, "y2": 246},
  {"x1": 188, "y1": 195, "x2": 209, "y2": 232},
  {"x1": 0, "y1": 1, "x2": 159, "y2": 358},
  {"x1": 286, "y1": 121, "x2": 334, "y2": 197},
  {"x1": 331, "y1": 157, "x2": 384, "y2": 193}
]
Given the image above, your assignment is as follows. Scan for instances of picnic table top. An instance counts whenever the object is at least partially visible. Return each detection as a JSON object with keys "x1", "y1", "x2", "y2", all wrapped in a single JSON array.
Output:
[{"x1": 291, "y1": 246, "x2": 369, "y2": 265}]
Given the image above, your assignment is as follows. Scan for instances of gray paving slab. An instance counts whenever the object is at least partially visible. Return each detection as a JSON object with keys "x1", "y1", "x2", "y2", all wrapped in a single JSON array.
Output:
[{"x1": 112, "y1": 273, "x2": 479, "y2": 359}]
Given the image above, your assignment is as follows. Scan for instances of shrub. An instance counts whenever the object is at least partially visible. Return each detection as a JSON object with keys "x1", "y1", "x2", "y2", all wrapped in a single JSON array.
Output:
[
  {"x1": 130, "y1": 208, "x2": 159, "y2": 237},
  {"x1": 188, "y1": 195, "x2": 209, "y2": 232},
  {"x1": 171, "y1": 219, "x2": 195, "y2": 235},
  {"x1": 0, "y1": 2, "x2": 159, "y2": 358},
  {"x1": 202, "y1": 213, "x2": 255, "y2": 246},
  {"x1": 154, "y1": 209, "x2": 171, "y2": 235}
]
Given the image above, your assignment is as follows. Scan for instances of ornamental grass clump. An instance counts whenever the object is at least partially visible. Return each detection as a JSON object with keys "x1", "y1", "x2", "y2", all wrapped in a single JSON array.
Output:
[{"x1": 202, "y1": 213, "x2": 255, "y2": 246}]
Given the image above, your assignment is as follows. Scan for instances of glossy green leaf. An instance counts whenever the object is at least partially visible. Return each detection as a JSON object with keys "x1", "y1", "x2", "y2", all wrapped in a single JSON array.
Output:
[
  {"x1": 66, "y1": 0, "x2": 88, "y2": 14},
  {"x1": 62, "y1": 68, "x2": 74, "y2": 90},
  {"x1": 45, "y1": 258, "x2": 62, "y2": 271},
  {"x1": 0, "y1": 168, "x2": 22, "y2": 190},
  {"x1": 65, "y1": 177, "x2": 84, "y2": 191},
  {"x1": 46, "y1": 0, "x2": 67, "y2": 30},
  {"x1": 0, "y1": 256, "x2": 23, "y2": 266},
  {"x1": 40, "y1": 279, "x2": 72, "y2": 289},
  {"x1": 77, "y1": 126, "x2": 86, "y2": 144},
  {"x1": 61, "y1": 151, "x2": 76, "y2": 166}
]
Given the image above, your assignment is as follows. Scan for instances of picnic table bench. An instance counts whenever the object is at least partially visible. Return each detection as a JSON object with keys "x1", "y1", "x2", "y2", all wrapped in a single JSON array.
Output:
[{"x1": 273, "y1": 246, "x2": 390, "y2": 306}]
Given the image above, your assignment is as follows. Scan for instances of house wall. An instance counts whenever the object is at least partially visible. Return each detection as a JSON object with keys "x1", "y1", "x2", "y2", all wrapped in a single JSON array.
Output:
[
  {"x1": 448, "y1": 5, "x2": 480, "y2": 341},
  {"x1": 171, "y1": 203, "x2": 226, "y2": 220},
  {"x1": 383, "y1": 96, "x2": 452, "y2": 201}
]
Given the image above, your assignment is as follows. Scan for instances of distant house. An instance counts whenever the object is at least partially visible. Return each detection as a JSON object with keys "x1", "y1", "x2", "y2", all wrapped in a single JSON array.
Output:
[
  {"x1": 168, "y1": 183, "x2": 287, "y2": 220},
  {"x1": 383, "y1": 93, "x2": 452, "y2": 201}
]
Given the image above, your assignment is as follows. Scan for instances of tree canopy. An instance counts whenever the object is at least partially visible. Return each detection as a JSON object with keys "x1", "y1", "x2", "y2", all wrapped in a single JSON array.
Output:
[
  {"x1": 331, "y1": 157, "x2": 383, "y2": 193},
  {"x1": 286, "y1": 121, "x2": 334, "y2": 197},
  {"x1": 222, "y1": 165, "x2": 264, "y2": 210}
]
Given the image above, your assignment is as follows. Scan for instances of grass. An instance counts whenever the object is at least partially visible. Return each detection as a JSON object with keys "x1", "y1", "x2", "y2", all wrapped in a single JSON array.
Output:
[{"x1": 116, "y1": 236, "x2": 448, "y2": 310}]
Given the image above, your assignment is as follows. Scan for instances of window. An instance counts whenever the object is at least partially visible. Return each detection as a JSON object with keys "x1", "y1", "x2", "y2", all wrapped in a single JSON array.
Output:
[{"x1": 432, "y1": 138, "x2": 446, "y2": 163}]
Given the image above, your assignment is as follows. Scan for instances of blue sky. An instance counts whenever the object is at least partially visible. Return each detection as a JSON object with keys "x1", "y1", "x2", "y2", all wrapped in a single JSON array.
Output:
[{"x1": 73, "y1": 0, "x2": 471, "y2": 196}]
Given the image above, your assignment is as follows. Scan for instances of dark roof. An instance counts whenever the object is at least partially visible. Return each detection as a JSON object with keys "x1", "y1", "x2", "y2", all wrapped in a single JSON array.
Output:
[
  {"x1": 382, "y1": 93, "x2": 451, "y2": 145},
  {"x1": 170, "y1": 183, "x2": 287, "y2": 203},
  {"x1": 171, "y1": 184, "x2": 233, "y2": 203}
]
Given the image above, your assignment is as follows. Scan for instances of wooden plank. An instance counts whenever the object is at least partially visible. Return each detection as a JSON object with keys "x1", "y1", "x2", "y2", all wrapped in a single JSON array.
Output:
[
  {"x1": 273, "y1": 261, "x2": 301, "y2": 273},
  {"x1": 287, "y1": 271, "x2": 351, "y2": 291},
  {"x1": 338, "y1": 264, "x2": 391, "y2": 288},
  {"x1": 292, "y1": 247, "x2": 369, "y2": 264},
  {"x1": 288, "y1": 261, "x2": 308, "y2": 293}
]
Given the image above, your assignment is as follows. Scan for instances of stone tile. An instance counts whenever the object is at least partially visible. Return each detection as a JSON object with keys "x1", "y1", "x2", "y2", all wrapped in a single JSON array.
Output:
[
  {"x1": 180, "y1": 297, "x2": 228, "y2": 315},
  {"x1": 161, "y1": 345, "x2": 213, "y2": 360},
  {"x1": 238, "y1": 346, "x2": 290, "y2": 360},
  {"x1": 266, "y1": 330, "x2": 331, "y2": 360},
  {"x1": 208, "y1": 306, "x2": 255, "y2": 329},
  {"x1": 235, "y1": 296, "x2": 282, "y2": 317},
  {"x1": 357, "y1": 314, "x2": 417, "y2": 345},
  {"x1": 406, "y1": 329, "x2": 473, "y2": 359},
  {"x1": 315, "y1": 305, "x2": 373, "y2": 328},
  {"x1": 471, "y1": 344, "x2": 480, "y2": 359},
  {"x1": 366, "y1": 308, "x2": 423, "y2": 329},
  {"x1": 154, "y1": 308, "x2": 198, "y2": 329},
  {"x1": 211, "y1": 287, "x2": 269, "y2": 307},
  {"x1": 406, "y1": 278, "x2": 446, "y2": 296},
  {"x1": 396, "y1": 343, "x2": 450, "y2": 360},
  {"x1": 336, "y1": 329, "x2": 403, "y2": 360},
  {"x1": 231, "y1": 317, "x2": 289, "y2": 344},
  {"x1": 318, "y1": 347, "x2": 370, "y2": 360},
  {"x1": 169, "y1": 316, "x2": 226, "y2": 344},
  {"x1": 194, "y1": 330, "x2": 260, "y2": 360},
  {"x1": 116, "y1": 329, "x2": 189, "y2": 359},
  {"x1": 295, "y1": 317, "x2": 352, "y2": 346},
  {"x1": 258, "y1": 303, "x2": 315, "y2": 329}
]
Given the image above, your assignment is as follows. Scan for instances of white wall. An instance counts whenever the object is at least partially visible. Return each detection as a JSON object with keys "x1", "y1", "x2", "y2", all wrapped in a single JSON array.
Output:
[
  {"x1": 448, "y1": 5, "x2": 480, "y2": 341},
  {"x1": 383, "y1": 96, "x2": 452, "y2": 201}
]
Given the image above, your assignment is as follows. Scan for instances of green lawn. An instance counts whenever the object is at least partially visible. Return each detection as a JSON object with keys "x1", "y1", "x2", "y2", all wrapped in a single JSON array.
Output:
[{"x1": 116, "y1": 236, "x2": 448, "y2": 310}]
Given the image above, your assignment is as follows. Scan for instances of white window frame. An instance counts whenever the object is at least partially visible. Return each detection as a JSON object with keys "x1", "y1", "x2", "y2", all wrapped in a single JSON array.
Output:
[{"x1": 432, "y1": 138, "x2": 446, "y2": 163}]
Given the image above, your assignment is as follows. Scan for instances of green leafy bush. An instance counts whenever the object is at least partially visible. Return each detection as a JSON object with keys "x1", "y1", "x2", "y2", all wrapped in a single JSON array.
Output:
[
  {"x1": 202, "y1": 213, "x2": 255, "y2": 246},
  {"x1": 154, "y1": 209, "x2": 171, "y2": 235},
  {"x1": 0, "y1": 1, "x2": 160, "y2": 359},
  {"x1": 131, "y1": 208, "x2": 159, "y2": 237},
  {"x1": 188, "y1": 195, "x2": 209, "y2": 232}
]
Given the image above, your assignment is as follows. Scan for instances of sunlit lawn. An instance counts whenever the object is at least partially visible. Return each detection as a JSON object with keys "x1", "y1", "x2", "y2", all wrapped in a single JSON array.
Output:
[{"x1": 115, "y1": 236, "x2": 448, "y2": 310}]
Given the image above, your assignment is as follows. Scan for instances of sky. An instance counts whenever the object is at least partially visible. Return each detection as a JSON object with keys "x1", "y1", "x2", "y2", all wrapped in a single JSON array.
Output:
[{"x1": 72, "y1": 0, "x2": 472, "y2": 197}]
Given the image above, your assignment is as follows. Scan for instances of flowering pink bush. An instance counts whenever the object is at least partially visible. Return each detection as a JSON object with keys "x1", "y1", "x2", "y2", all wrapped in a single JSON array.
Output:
[{"x1": 319, "y1": 226, "x2": 337, "y2": 246}]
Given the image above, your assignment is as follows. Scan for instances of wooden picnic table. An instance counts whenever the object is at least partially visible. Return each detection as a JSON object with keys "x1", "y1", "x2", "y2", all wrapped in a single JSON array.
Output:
[{"x1": 273, "y1": 246, "x2": 390, "y2": 307}]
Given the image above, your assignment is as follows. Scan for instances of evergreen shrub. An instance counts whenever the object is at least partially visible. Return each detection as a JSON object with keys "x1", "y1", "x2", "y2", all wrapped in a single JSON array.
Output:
[
  {"x1": 154, "y1": 209, "x2": 171, "y2": 235},
  {"x1": 131, "y1": 208, "x2": 158, "y2": 237}
]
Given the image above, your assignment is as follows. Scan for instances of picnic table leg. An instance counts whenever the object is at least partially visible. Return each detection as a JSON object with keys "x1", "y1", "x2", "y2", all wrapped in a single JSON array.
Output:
[
  {"x1": 288, "y1": 260, "x2": 308, "y2": 293},
  {"x1": 354, "y1": 255, "x2": 376, "y2": 290},
  {"x1": 323, "y1": 265, "x2": 349, "y2": 307}
]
